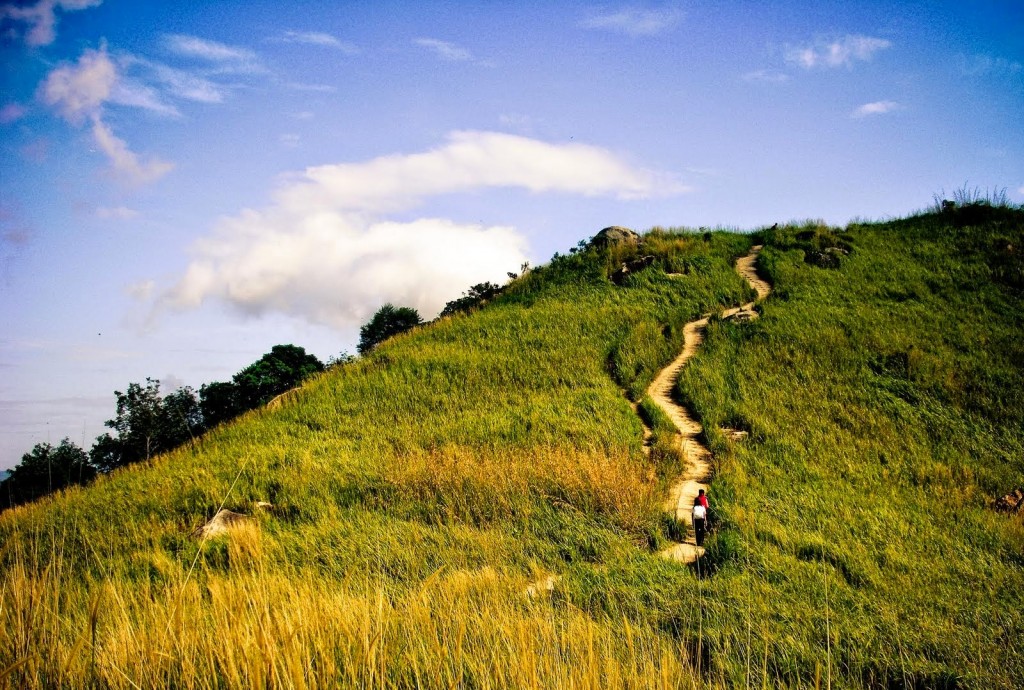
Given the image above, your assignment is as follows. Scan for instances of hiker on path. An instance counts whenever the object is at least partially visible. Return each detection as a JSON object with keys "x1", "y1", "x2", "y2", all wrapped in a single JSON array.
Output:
[
  {"x1": 696, "y1": 488, "x2": 708, "y2": 510},
  {"x1": 692, "y1": 496, "x2": 708, "y2": 547}
]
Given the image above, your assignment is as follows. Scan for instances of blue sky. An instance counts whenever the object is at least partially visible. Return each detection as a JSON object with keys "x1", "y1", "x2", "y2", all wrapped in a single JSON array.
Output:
[{"x1": 1, "y1": 0, "x2": 1022, "y2": 469}]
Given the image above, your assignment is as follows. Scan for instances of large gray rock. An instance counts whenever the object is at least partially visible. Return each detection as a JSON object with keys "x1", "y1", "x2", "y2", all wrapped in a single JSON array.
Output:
[{"x1": 590, "y1": 226, "x2": 641, "y2": 249}]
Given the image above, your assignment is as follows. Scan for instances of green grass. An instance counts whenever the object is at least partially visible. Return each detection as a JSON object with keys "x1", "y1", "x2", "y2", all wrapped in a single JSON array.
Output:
[{"x1": 1, "y1": 210, "x2": 1022, "y2": 688}]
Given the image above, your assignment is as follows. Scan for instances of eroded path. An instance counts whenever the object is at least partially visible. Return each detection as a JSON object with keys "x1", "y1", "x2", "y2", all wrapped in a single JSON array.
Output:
[{"x1": 652, "y1": 245, "x2": 770, "y2": 563}]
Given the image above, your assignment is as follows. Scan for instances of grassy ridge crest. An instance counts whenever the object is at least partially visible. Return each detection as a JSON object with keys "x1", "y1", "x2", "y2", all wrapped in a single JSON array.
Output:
[{"x1": 2, "y1": 210, "x2": 1023, "y2": 688}]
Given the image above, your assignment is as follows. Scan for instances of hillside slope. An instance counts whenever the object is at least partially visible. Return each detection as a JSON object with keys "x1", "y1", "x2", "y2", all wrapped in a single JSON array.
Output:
[{"x1": 2, "y1": 207, "x2": 1022, "y2": 688}]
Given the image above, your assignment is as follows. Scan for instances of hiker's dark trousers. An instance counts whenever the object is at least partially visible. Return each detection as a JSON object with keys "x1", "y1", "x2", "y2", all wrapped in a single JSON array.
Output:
[{"x1": 694, "y1": 518, "x2": 706, "y2": 546}]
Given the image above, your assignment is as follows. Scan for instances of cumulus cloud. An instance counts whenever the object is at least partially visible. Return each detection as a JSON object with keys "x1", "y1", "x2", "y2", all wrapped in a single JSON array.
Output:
[
  {"x1": 277, "y1": 130, "x2": 684, "y2": 214},
  {"x1": 0, "y1": 0, "x2": 101, "y2": 46},
  {"x1": 580, "y1": 6, "x2": 684, "y2": 37},
  {"x1": 39, "y1": 46, "x2": 172, "y2": 184},
  {"x1": 158, "y1": 131, "x2": 683, "y2": 328},
  {"x1": 278, "y1": 30, "x2": 358, "y2": 53},
  {"x1": 851, "y1": 100, "x2": 901, "y2": 118},
  {"x1": 163, "y1": 215, "x2": 529, "y2": 327},
  {"x1": 414, "y1": 38, "x2": 472, "y2": 62},
  {"x1": 786, "y1": 35, "x2": 891, "y2": 69}
]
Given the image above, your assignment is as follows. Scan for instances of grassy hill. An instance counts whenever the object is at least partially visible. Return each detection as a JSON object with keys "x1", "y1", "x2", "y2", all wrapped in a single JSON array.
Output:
[{"x1": 1, "y1": 204, "x2": 1022, "y2": 688}]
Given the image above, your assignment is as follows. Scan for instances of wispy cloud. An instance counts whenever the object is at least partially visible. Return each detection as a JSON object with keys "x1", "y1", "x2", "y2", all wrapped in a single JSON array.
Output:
[
  {"x1": 127, "y1": 57, "x2": 226, "y2": 104},
  {"x1": 851, "y1": 100, "x2": 901, "y2": 118},
  {"x1": 125, "y1": 279, "x2": 154, "y2": 300},
  {"x1": 278, "y1": 30, "x2": 359, "y2": 54},
  {"x1": 90, "y1": 116, "x2": 174, "y2": 183},
  {"x1": 0, "y1": 103, "x2": 28, "y2": 124},
  {"x1": 96, "y1": 205, "x2": 139, "y2": 220},
  {"x1": 0, "y1": 0, "x2": 101, "y2": 46},
  {"x1": 157, "y1": 131, "x2": 686, "y2": 328},
  {"x1": 786, "y1": 35, "x2": 891, "y2": 69},
  {"x1": 580, "y1": 5, "x2": 684, "y2": 37},
  {"x1": 110, "y1": 79, "x2": 181, "y2": 117},
  {"x1": 39, "y1": 46, "x2": 173, "y2": 184},
  {"x1": 958, "y1": 54, "x2": 1023, "y2": 77},
  {"x1": 743, "y1": 69, "x2": 790, "y2": 84},
  {"x1": 414, "y1": 38, "x2": 472, "y2": 62},
  {"x1": 163, "y1": 34, "x2": 265, "y2": 74},
  {"x1": 285, "y1": 82, "x2": 337, "y2": 93}
]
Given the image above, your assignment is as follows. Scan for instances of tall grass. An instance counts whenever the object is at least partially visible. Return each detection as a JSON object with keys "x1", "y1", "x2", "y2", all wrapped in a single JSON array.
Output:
[{"x1": 2, "y1": 212, "x2": 1022, "y2": 688}]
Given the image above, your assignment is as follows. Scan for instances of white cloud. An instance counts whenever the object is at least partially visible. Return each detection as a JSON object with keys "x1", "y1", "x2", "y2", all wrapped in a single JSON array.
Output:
[
  {"x1": 39, "y1": 46, "x2": 173, "y2": 184},
  {"x1": 277, "y1": 130, "x2": 685, "y2": 213},
  {"x1": 162, "y1": 215, "x2": 529, "y2": 327},
  {"x1": 39, "y1": 46, "x2": 116, "y2": 122},
  {"x1": 786, "y1": 35, "x2": 891, "y2": 69},
  {"x1": 96, "y1": 205, "x2": 139, "y2": 220},
  {"x1": 414, "y1": 38, "x2": 472, "y2": 62},
  {"x1": 157, "y1": 131, "x2": 684, "y2": 328},
  {"x1": 580, "y1": 6, "x2": 684, "y2": 37},
  {"x1": 279, "y1": 30, "x2": 359, "y2": 53},
  {"x1": 0, "y1": 103, "x2": 28, "y2": 124},
  {"x1": 163, "y1": 34, "x2": 265, "y2": 74},
  {"x1": 851, "y1": 100, "x2": 901, "y2": 118},
  {"x1": 279, "y1": 133, "x2": 300, "y2": 147},
  {"x1": 0, "y1": 0, "x2": 101, "y2": 46}
]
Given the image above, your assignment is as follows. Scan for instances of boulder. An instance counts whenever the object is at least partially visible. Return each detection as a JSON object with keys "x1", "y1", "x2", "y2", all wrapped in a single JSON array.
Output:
[
  {"x1": 590, "y1": 226, "x2": 641, "y2": 249},
  {"x1": 191, "y1": 508, "x2": 250, "y2": 538},
  {"x1": 611, "y1": 255, "x2": 656, "y2": 285},
  {"x1": 995, "y1": 488, "x2": 1024, "y2": 513},
  {"x1": 805, "y1": 249, "x2": 841, "y2": 269}
]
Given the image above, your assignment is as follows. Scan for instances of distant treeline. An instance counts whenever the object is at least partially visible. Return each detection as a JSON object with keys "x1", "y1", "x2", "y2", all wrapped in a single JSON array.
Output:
[{"x1": 0, "y1": 344, "x2": 329, "y2": 511}]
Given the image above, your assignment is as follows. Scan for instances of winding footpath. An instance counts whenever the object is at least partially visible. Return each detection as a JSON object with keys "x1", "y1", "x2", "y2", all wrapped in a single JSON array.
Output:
[
  {"x1": 652, "y1": 245, "x2": 770, "y2": 563},
  {"x1": 527, "y1": 246, "x2": 770, "y2": 595}
]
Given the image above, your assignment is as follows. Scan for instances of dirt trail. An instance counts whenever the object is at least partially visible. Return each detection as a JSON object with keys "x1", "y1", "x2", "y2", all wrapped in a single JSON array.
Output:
[
  {"x1": 527, "y1": 245, "x2": 770, "y2": 593},
  {"x1": 652, "y1": 245, "x2": 770, "y2": 563}
]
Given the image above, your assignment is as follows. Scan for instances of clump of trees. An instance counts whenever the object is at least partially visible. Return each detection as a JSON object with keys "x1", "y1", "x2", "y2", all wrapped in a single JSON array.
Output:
[
  {"x1": 0, "y1": 439, "x2": 95, "y2": 507},
  {"x1": 1, "y1": 344, "x2": 325, "y2": 511},
  {"x1": 358, "y1": 304, "x2": 422, "y2": 354}
]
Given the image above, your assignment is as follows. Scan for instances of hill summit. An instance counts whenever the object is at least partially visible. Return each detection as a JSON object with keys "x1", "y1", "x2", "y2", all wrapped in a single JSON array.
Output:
[{"x1": 1, "y1": 203, "x2": 1022, "y2": 689}]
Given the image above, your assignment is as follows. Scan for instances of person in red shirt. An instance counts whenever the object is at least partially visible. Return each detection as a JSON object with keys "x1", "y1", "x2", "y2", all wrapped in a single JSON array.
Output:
[{"x1": 697, "y1": 489, "x2": 708, "y2": 509}]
